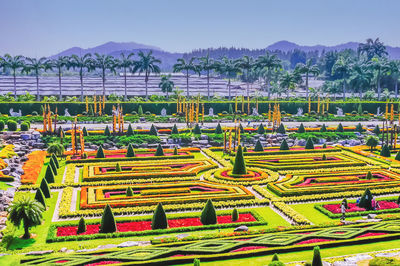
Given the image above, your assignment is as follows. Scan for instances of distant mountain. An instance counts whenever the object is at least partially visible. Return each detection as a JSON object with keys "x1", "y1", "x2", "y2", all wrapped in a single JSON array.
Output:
[{"x1": 266, "y1": 40, "x2": 360, "y2": 53}]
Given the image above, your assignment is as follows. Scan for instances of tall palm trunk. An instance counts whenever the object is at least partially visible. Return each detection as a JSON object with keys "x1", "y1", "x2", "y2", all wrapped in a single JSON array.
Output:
[
  {"x1": 58, "y1": 68, "x2": 62, "y2": 100},
  {"x1": 228, "y1": 78, "x2": 231, "y2": 100},
  {"x1": 377, "y1": 70, "x2": 381, "y2": 100},
  {"x1": 13, "y1": 70, "x2": 17, "y2": 99},
  {"x1": 207, "y1": 70, "x2": 210, "y2": 100},
  {"x1": 36, "y1": 73, "x2": 40, "y2": 101},
  {"x1": 102, "y1": 69, "x2": 106, "y2": 99},
  {"x1": 186, "y1": 70, "x2": 189, "y2": 98},
  {"x1": 124, "y1": 68, "x2": 128, "y2": 101},
  {"x1": 359, "y1": 87, "x2": 363, "y2": 100},
  {"x1": 145, "y1": 72, "x2": 149, "y2": 100},
  {"x1": 80, "y1": 71, "x2": 84, "y2": 101},
  {"x1": 305, "y1": 72, "x2": 309, "y2": 99},
  {"x1": 23, "y1": 224, "x2": 30, "y2": 239},
  {"x1": 266, "y1": 79, "x2": 271, "y2": 99}
]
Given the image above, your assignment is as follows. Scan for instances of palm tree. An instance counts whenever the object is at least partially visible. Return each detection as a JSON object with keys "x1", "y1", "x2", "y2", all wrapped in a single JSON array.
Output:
[
  {"x1": 115, "y1": 53, "x2": 135, "y2": 101},
  {"x1": 236, "y1": 55, "x2": 255, "y2": 97},
  {"x1": 332, "y1": 56, "x2": 353, "y2": 100},
  {"x1": 173, "y1": 57, "x2": 198, "y2": 98},
  {"x1": 197, "y1": 53, "x2": 215, "y2": 100},
  {"x1": 8, "y1": 195, "x2": 45, "y2": 239},
  {"x1": 368, "y1": 57, "x2": 389, "y2": 100},
  {"x1": 349, "y1": 61, "x2": 373, "y2": 100},
  {"x1": 1, "y1": 54, "x2": 25, "y2": 99},
  {"x1": 69, "y1": 53, "x2": 94, "y2": 101},
  {"x1": 387, "y1": 60, "x2": 400, "y2": 99},
  {"x1": 279, "y1": 71, "x2": 296, "y2": 98},
  {"x1": 23, "y1": 57, "x2": 52, "y2": 101},
  {"x1": 47, "y1": 142, "x2": 65, "y2": 156},
  {"x1": 94, "y1": 54, "x2": 116, "y2": 99},
  {"x1": 255, "y1": 52, "x2": 282, "y2": 99},
  {"x1": 358, "y1": 38, "x2": 388, "y2": 60},
  {"x1": 214, "y1": 57, "x2": 240, "y2": 100},
  {"x1": 132, "y1": 51, "x2": 161, "y2": 100},
  {"x1": 295, "y1": 59, "x2": 320, "y2": 99},
  {"x1": 158, "y1": 74, "x2": 174, "y2": 99},
  {"x1": 50, "y1": 56, "x2": 69, "y2": 100}
]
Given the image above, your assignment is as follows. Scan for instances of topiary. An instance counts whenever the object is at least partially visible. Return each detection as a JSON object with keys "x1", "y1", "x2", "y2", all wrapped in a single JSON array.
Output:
[
  {"x1": 149, "y1": 124, "x2": 158, "y2": 136},
  {"x1": 380, "y1": 144, "x2": 391, "y2": 157},
  {"x1": 272, "y1": 253, "x2": 279, "y2": 261},
  {"x1": 82, "y1": 127, "x2": 89, "y2": 136},
  {"x1": 20, "y1": 122, "x2": 29, "y2": 131},
  {"x1": 359, "y1": 188, "x2": 373, "y2": 210},
  {"x1": 171, "y1": 124, "x2": 179, "y2": 135},
  {"x1": 126, "y1": 124, "x2": 134, "y2": 136},
  {"x1": 104, "y1": 126, "x2": 111, "y2": 136},
  {"x1": 297, "y1": 123, "x2": 305, "y2": 133},
  {"x1": 45, "y1": 166, "x2": 55, "y2": 183},
  {"x1": 311, "y1": 246, "x2": 323, "y2": 266},
  {"x1": 279, "y1": 139, "x2": 289, "y2": 151},
  {"x1": 355, "y1": 123, "x2": 363, "y2": 133},
  {"x1": 232, "y1": 145, "x2": 247, "y2": 175},
  {"x1": 155, "y1": 144, "x2": 164, "y2": 156},
  {"x1": 395, "y1": 151, "x2": 400, "y2": 161},
  {"x1": 322, "y1": 143, "x2": 327, "y2": 148},
  {"x1": 276, "y1": 124, "x2": 286, "y2": 134},
  {"x1": 0, "y1": 120, "x2": 4, "y2": 131},
  {"x1": 35, "y1": 188, "x2": 46, "y2": 208},
  {"x1": 115, "y1": 163, "x2": 122, "y2": 172},
  {"x1": 39, "y1": 178, "x2": 50, "y2": 198},
  {"x1": 51, "y1": 154, "x2": 59, "y2": 168},
  {"x1": 268, "y1": 262, "x2": 285, "y2": 266},
  {"x1": 305, "y1": 137, "x2": 314, "y2": 149},
  {"x1": 336, "y1": 123, "x2": 344, "y2": 132},
  {"x1": 254, "y1": 139, "x2": 264, "y2": 152},
  {"x1": 366, "y1": 171, "x2": 373, "y2": 180},
  {"x1": 173, "y1": 147, "x2": 178, "y2": 155},
  {"x1": 215, "y1": 123, "x2": 223, "y2": 134},
  {"x1": 7, "y1": 120, "x2": 17, "y2": 131},
  {"x1": 231, "y1": 208, "x2": 238, "y2": 222},
  {"x1": 151, "y1": 203, "x2": 168, "y2": 230},
  {"x1": 193, "y1": 124, "x2": 201, "y2": 135},
  {"x1": 322, "y1": 154, "x2": 327, "y2": 160},
  {"x1": 342, "y1": 198, "x2": 348, "y2": 209},
  {"x1": 373, "y1": 125, "x2": 380, "y2": 135},
  {"x1": 77, "y1": 217, "x2": 86, "y2": 234},
  {"x1": 193, "y1": 258, "x2": 201, "y2": 266},
  {"x1": 49, "y1": 157, "x2": 58, "y2": 176},
  {"x1": 57, "y1": 126, "x2": 64, "y2": 138},
  {"x1": 257, "y1": 123, "x2": 265, "y2": 134},
  {"x1": 96, "y1": 145, "x2": 105, "y2": 158},
  {"x1": 100, "y1": 204, "x2": 117, "y2": 233},
  {"x1": 243, "y1": 146, "x2": 248, "y2": 152},
  {"x1": 320, "y1": 124, "x2": 327, "y2": 132},
  {"x1": 138, "y1": 105, "x2": 143, "y2": 116},
  {"x1": 239, "y1": 124, "x2": 244, "y2": 133},
  {"x1": 126, "y1": 187, "x2": 133, "y2": 197},
  {"x1": 126, "y1": 143, "x2": 135, "y2": 157},
  {"x1": 228, "y1": 104, "x2": 234, "y2": 114},
  {"x1": 200, "y1": 199, "x2": 217, "y2": 225}
]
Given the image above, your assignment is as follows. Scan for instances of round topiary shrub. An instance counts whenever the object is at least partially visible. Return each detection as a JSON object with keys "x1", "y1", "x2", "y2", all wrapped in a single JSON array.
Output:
[
  {"x1": 222, "y1": 111, "x2": 228, "y2": 115},
  {"x1": 7, "y1": 120, "x2": 17, "y2": 131},
  {"x1": 20, "y1": 122, "x2": 29, "y2": 131},
  {"x1": 200, "y1": 199, "x2": 217, "y2": 225},
  {"x1": 145, "y1": 111, "x2": 151, "y2": 115},
  {"x1": 31, "y1": 111, "x2": 39, "y2": 116},
  {"x1": 131, "y1": 111, "x2": 137, "y2": 115}
]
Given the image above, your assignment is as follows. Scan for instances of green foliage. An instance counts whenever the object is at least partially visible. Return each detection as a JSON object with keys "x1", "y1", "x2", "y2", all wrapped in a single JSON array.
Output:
[
  {"x1": 45, "y1": 166, "x2": 55, "y2": 183},
  {"x1": 34, "y1": 188, "x2": 46, "y2": 209},
  {"x1": 96, "y1": 145, "x2": 105, "y2": 158},
  {"x1": 366, "y1": 136, "x2": 379, "y2": 151},
  {"x1": 200, "y1": 199, "x2": 217, "y2": 225},
  {"x1": 320, "y1": 124, "x2": 327, "y2": 132},
  {"x1": 254, "y1": 139, "x2": 264, "y2": 152},
  {"x1": 152, "y1": 203, "x2": 168, "y2": 230},
  {"x1": 268, "y1": 262, "x2": 285, "y2": 266},
  {"x1": 77, "y1": 217, "x2": 86, "y2": 234},
  {"x1": 193, "y1": 258, "x2": 201, "y2": 266},
  {"x1": 49, "y1": 157, "x2": 58, "y2": 175},
  {"x1": 276, "y1": 123, "x2": 286, "y2": 134},
  {"x1": 280, "y1": 139, "x2": 289, "y2": 150},
  {"x1": 305, "y1": 137, "x2": 314, "y2": 149},
  {"x1": 104, "y1": 126, "x2": 111, "y2": 136},
  {"x1": 138, "y1": 105, "x2": 143, "y2": 116},
  {"x1": 155, "y1": 144, "x2": 165, "y2": 156},
  {"x1": 357, "y1": 103, "x2": 363, "y2": 115},
  {"x1": 257, "y1": 123, "x2": 265, "y2": 134},
  {"x1": 149, "y1": 124, "x2": 158, "y2": 136},
  {"x1": 82, "y1": 127, "x2": 88, "y2": 136},
  {"x1": 116, "y1": 135, "x2": 160, "y2": 146},
  {"x1": 39, "y1": 178, "x2": 50, "y2": 198},
  {"x1": 126, "y1": 187, "x2": 134, "y2": 197},
  {"x1": 115, "y1": 163, "x2": 122, "y2": 172},
  {"x1": 298, "y1": 123, "x2": 305, "y2": 133},
  {"x1": 366, "y1": 171, "x2": 373, "y2": 180},
  {"x1": 215, "y1": 123, "x2": 223, "y2": 134},
  {"x1": 380, "y1": 144, "x2": 391, "y2": 157},
  {"x1": 355, "y1": 123, "x2": 363, "y2": 133},
  {"x1": 369, "y1": 257, "x2": 400, "y2": 266},
  {"x1": 126, "y1": 124, "x2": 134, "y2": 136},
  {"x1": 232, "y1": 145, "x2": 247, "y2": 175},
  {"x1": 47, "y1": 142, "x2": 65, "y2": 157},
  {"x1": 193, "y1": 124, "x2": 201, "y2": 135},
  {"x1": 322, "y1": 154, "x2": 327, "y2": 160},
  {"x1": 51, "y1": 154, "x2": 59, "y2": 168},
  {"x1": 7, "y1": 120, "x2": 17, "y2": 131},
  {"x1": 312, "y1": 246, "x2": 323, "y2": 266},
  {"x1": 322, "y1": 143, "x2": 327, "y2": 148},
  {"x1": 359, "y1": 188, "x2": 373, "y2": 210},
  {"x1": 100, "y1": 204, "x2": 117, "y2": 233},
  {"x1": 57, "y1": 126, "x2": 64, "y2": 137},
  {"x1": 272, "y1": 253, "x2": 279, "y2": 261},
  {"x1": 395, "y1": 151, "x2": 400, "y2": 161},
  {"x1": 126, "y1": 143, "x2": 135, "y2": 157},
  {"x1": 373, "y1": 125, "x2": 380, "y2": 135},
  {"x1": 239, "y1": 123, "x2": 244, "y2": 133},
  {"x1": 171, "y1": 124, "x2": 179, "y2": 134},
  {"x1": 173, "y1": 147, "x2": 178, "y2": 155},
  {"x1": 336, "y1": 123, "x2": 344, "y2": 132},
  {"x1": 232, "y1": 208, "x2": 238, "y2": 222},
  {"x1": 243, "y1": 146, "x2": 248, "y2": 152},
  {"x1": 20, "y1": 122, "x2": 29, "y2": 131},
  {"x1": 0, "y1": 120, "x2": 4, "y2": 131},
  {"x1": 228, "y1": 104, "x2": 233, "y2": 114}
]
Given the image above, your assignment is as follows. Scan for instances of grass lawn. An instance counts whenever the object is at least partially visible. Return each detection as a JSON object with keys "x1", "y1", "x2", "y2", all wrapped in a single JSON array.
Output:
[{"x1": 0, "y1": 181, "x2": 12, "y2": 190}]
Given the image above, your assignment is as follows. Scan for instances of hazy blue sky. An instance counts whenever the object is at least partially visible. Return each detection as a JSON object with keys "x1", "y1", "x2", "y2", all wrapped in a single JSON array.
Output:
[{"x1": 1, "y1": 0, "x2": 399, "y2": 57}]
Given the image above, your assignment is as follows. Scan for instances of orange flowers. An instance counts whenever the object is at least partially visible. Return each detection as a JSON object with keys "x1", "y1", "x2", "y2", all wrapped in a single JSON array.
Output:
[{"x1": 21, "y1": 150, "x2": 47, "y2": 184}]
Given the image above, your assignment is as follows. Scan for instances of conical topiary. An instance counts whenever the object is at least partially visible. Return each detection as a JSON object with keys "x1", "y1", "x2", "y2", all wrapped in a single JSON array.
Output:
[
  {"x1": 336, "y1": 123, "x2": 344, "y2": 132},
  {"x1": 151, "y1": 203, "x2": 168, "y2": 230},
  {"x1": 40, "y1": 178, "x2": 50, "y2": 198},
  {"x1": 380, "y1": 144, "x2": 391, "y2": 157},
  {"x1": 193, "y1": 258, "x2": 200, "y2": 266},
  {"x1": 280, "y1": 139, "x2": 289, "y2": 151},
  {"x1": 49, "y1": 157, "x2": 58, "y2": 176},
  {"x1": 100, "y1": 204, "x2": 117, "y2": 233},
  {"x1": 51, "y1": 154, "x2": 59, "y2": 169},
  {"x1": 35, "y1": 188, "x2": 46, "y2": 208},
  {"x1": 149, "y1": 124, "x2": 158, "y2": 136},
  {"x1": 57, "y1": 126, "x2": 64, "y2": 137},
  {"x1": 355, "y1": 123, "x2": 363, "y2": 133},
  {"x1": 228, "y1": 104, "x2": 234, "y2": 114},
  {"x1": 298, "y1": 123, "x2": 305, "y2": 133},
  {"x1": 200, "y1": 199, "x2": 217, "y2": 225},
  {"x1": 215, "y1": 123, "x2": 223, "y2": 134},
  {"x1": 45, "y1": 166, "x2": 55, "y2": 183},
  {"x1": 254, "y1": 139, "x2": 264, "y2": 152},
  {"x1": 171, "y1": 124, "x2": 179, "y2": 135},
  {"x1": 232, "y1": 208, "x2": 238, "y2": 222},
  {"x1": 82, "y1": 127, "x2": 89, "y2": 136},
  {"x1": 173, "y1": 147, "x2": 178, "y2": 155},
  {"x1": 77, "y1": 217, "x2": 86, "y2": 234},
  {"x1": 232, "y1": 145, "x2": 247, "y2": 175},
  {"x1": 322, "y1": 154, "x2": 327, "y2": 160},
  {"x1": 276, "y1": 124, "x2": 286, "y2": 134},
  {"x1": 115, "y1": 163, "x2": 122, "y2": 172},
  {"x1": 193, "y1": 124, "x2": 201, "y2": 135},
  {"x1": 272, "y1": 253, "x2": 279, "y2": 262},
  {"x1": 96, "y1": 145, "x2": 105, "y2": 158},
  {"x1": 239, "y1": 124, "x2": 244, "y2": 133},
  {"x1": 395, "y1": 151, "x2": 400, "y2": 161},
  {"x1": 320, "y1": 124, "x2": 327, "y2": 132},
  {"x1": 366, "y1": 171, "x2": 373, "y2": 180},
  {"x1": 126, "y1": 143, "x2": 135, "y2": 157},
  {"x1": 104, "y1": 125, "x2": 111, "y2": 136},
  {"x1": 126, "y1": 187, "x2": 133, "y2": 197},
  {"x1": 126, "y1": 124, "x2": 134, "y2": 136},
  {"x1": 155, "y1": 144, "x2": 164, "y2": 156},
  {"x1": 243, "y1": 146, "x2": 248, "y2": 152},
  {"x1": 257, "y1": 123, "x2": 265, "y2": 134},
  {"x1": 373, "y1": 125, "x2": 380, "y2": 135},
  {"x1": 305, "y1": 137, "x2": 314, "y2": 149},
  {"x1": 312, "y1": 246, "x2": 323, "y2": 266},
  {"x1": 322, "y1": 143, "x2": 327, "y2": 148},
  {"x1": 359, "y1": 188, "x2": 373, "y2": 210},
  {"x1": 138, "y1": 105, "x2": 143, "y2": 116}
]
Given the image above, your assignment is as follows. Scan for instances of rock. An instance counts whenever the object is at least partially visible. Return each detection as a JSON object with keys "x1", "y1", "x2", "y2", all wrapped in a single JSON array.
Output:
[
  {"x1": 176, "y1": 234, "x2": 189, "y2": 239},
  {"x1": 0, "y1": 217, "x2": 7, "y2": 225},
  {"x1": 20, "y1": 134, "x2": 31, "y2": 140},
  {"x1": 234, "y1": 225, "x2": 248, "y2": 232},
  {"x1": 345, "y1": 255, "x2": 373, "y2": 263},
  {"x1": 59, "y1": 247, "x2": 68, "y2": 253},
  {"x1": 26, "y1": 250, "x2": 54, "y2": 255},
  {"x1": 367, "y1": 214, "x2": 377, "y2": 219},
  {"x1": 117, "y1": 241, "x2": 139, "y2": 248},
  {"x1": 375, "y1": 252, "x2": 400, "y2": 257},
  {"x1": 333, "y1": 261, "x2": 356, "y2": 266},
  {"x1": 96, "y1": 244, "x2": 118, "y2": 250},
  {"x1": 76, "y1": 248, "x2": 97, "y2": 253}
]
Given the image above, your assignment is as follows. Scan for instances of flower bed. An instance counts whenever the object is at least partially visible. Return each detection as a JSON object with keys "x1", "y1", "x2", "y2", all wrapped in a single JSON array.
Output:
[
  {"x1": 20, "y1": 150, "x2": 47, "y2": 184},
  {"x1": 323, "y1": 201, "x2": 399, "y2": 214}
]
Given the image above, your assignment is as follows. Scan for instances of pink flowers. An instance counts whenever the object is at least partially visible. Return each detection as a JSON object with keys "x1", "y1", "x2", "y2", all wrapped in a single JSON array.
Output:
[{"x1": 323, "y1": 201, "x2": 399, "y2": 214}]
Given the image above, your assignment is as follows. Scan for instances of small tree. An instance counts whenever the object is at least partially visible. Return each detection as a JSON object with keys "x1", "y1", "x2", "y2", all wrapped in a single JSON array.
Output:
[
  {"x1": 280, "y1": 139, "x2": 289, "y2": 150},
  {"x1": 47, "y1": 142, "x2": 64, "y2": 157},
  {"x1": 115, "y1": 163, "x2": 122, "y2": 172},
  {"x1": 232, "y1": 208, "x2": 239, "y2": 222},
  {"x1": 77, "y1": 217, "x2": 86, "y2": 234},
  {"x1": 51, "y1": 154, "x2": 59, "y2": 168},
  {"x1": 297, "y1": 123, "x2": 305, "y2": 133},
  {"x1": 305, "y1": 137, "x2": 314, "y2": 149},
  {"x1": 126, "y1": 124, "x2": 134, "y2": 136},
  {"x1": 82, "y1": 127, "x2": 89, "y2": 136},
  {"x1": 320, "y1": 124, "x2": 327, "y2": 132},
  {"x1": 126, "y1": 143, "x2": 135, "y2": 157},
  {"x1": 34, "y1": 188, "x2": 46, "y2": 209},
  {"x1": 151, "y1": 203, "x2": 168, "y2": 230},
  {"x1": 200, "y1": 199, "x2": 217, "y2": 225},
  {"x1": 276, "y1": 124, "x2": 286, "y2": 134},
  {"x1": 173, "y1": 147, "x2": 178, "y2": 155},
  {"x1": 215, "y1": 123, "x2": 223, "y2": 134},
  {"x1": 232, "y1": 145, "x2": 247, "y2": 175},
  {"x1": 193, "y1": 124, "x2": 201, "y2": 135},
  {"x1": 126, "y1": 187, "x2": 134, "y2": 197},
  {"x1": 366, "y1": 136, "x2": 378, "y2": 151},
  {"x1": 257, "y1": 123, "x2": 265, "y2": 134},
  {"x1": 171, "y1": 124, "x2": 179, "y2": 134},
  {"x1": 104, "y1": 125, "x2": 111, "y2": 136},
  {"x1": 336, "y1": 123, "x2": 344, "y2": 132},
  {"x1": 44, "y1": 166, "x2": 55, "y2": 183},
  {"x1": 359, "y1": 188, "x2": 373, "y2": 210},
  {"x1": 155, "y1": 144, "x2": 165, "y2": 156},
  {"x1": 380, "y1": 144, "x2": 391, "y2": 157},
  {"x1": 149, "y1": 124, "x2": 158, "y2": 136},
  {"x1": 100, "y1": 204, "x2": 117, "y2": 233},
  {"x1": 312, "y1": 246, "x2": 323, "y2": 266},
  {"x1": 373, "y1": 125, "x2": 380, "y2": 135},
  {"x1": 254, "y1": 139, "x2": 264, "y2": 152},
  {"x1": 96, "y1": 145, "x2": 105, "y2": 158},
  {"x1": 355, "y1": 123, "x2": 363, "y2": 133},
  {"x1": 39, "y1": 178, "x2": 50, "y2": 198}
]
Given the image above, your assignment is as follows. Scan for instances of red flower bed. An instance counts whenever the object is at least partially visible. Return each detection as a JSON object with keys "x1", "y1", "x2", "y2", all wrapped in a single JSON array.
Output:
[
  {"x1": 355, "y1": 232, "x2": 388, "y2": 238},
  {"x1": 85, "y1": 261, "x2": 122, "y2": 266},
  {"x1": 57, "y1": 213, "x2": 257, "y2": 237},
  {"x1": 295, "y1": 238, "x2": 334, "y2": 245},
  {"x1": 323, "y1": 201, "x2": 399, "y2": 214},
  {"x1": 230, "y1": 245, "x2": 268, "y2": 252}
]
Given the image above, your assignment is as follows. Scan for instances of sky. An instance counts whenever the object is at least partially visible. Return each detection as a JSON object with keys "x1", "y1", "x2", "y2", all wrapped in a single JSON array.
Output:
[{"x1": 0, "y1": 0, "x2": 399, "y2": 57}]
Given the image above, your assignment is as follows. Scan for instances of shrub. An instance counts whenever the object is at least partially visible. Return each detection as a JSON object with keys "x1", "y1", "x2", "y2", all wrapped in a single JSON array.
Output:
[
  {"x1": 215, "y1": 123, "x2": 223, "y2": 134},
  {"x1": 149, "y1": 124, "x2": 158, "y2": 136},
  {"x1": 173, "y1": 147, "x2": 178, "y2": 155},
  {"x1": 342, "y1": 198, "x2": 348, "y2": 209},
  {"x1": 39, "y1": 178, "x2": 50, "y2": 198},
  {"x1": 138, "y1": 105, "x2": 143, "y2": 116},
  {"x1": 312, "y1": 246, "x2": 323, "y2": 266},
  {"x1": 254, "y1": 139, "x2": 264, "y2": 152},
  {"x1": 280, "y1": 139, "x2": 289, "y2": 150},
  {"x1": 96, "y1": 145, "x2": 105, "y2": 158},
  {"x1": 57, "y1": 126, "x2": 64, "y2": 138},
  {"x1": 322, "y1": 143, "x2": 327, "y2": 148},
  {"x1": 232, "y1": 208, "x2": 238, "y2": 222},
  {"x1": 77, "y1": 217, "x2": 86, "y2": 234},
  {"x1": 322, "y1": 154, "x2": 327, "y2": 160},
  {"x1": 126, "y1": 124, "x2": 134, "y2": 136},
  {"x1": 336, "y1": 123, "x2": 344, "y2": 132},
  {"x1": 355, "y1": 123, "x2": 363, "y2": 133},
  {"x1": 232, "y1": 145, "x2": 247, "y2": 175},
  {"x1": 276, "y1": 124, "x2": 286, "y2": 134},
  {"x1": 20, "y1": 122, "x2": 29, "y2": 131},
  {"x1": 272, "y1": 253, "x2": 279, "y2": 261},
  {"x1": 100, "y1": 204, "x2": 117, "y2": 233},
  {"x1": 193, "y1": 124, "x2": 201, "y2": 135},
  {"x1": 126, "y1": 187, "x2": 133, "y2": 197},
  {"x1": 320, "y1": 124, "x2": 327, "y2": 132},
  {"x1": 373, "y1": 125, "x2": 380, "y2": 135},
  {"x1": 269, "y1": 261, "x2": 285, "y2": 266},
  {"x1": 104, "y1": 126, "x2": 111, "y2": 136},
  {"x1": 359, "y1": 188, "x2": 373, "y2": 210},
  {"x1": 395, "y1": 151, "x2": 400, "y2": 161},
  {"x1": 7, "y1": 120, "x2": 17, "y2": 131},
  {"x1": 194, "y1": 258, "x2": 201, "y2": 266},
  {"x1": 298, "y1": 123, "x2": 305, "y2": 133},
  {"x1": 369, "y1": 257, "x2": 400, "y2": 266},
  {"x1": 366, "y1": 171, "x2": 373, "y2": 180},
  {"x1": 115, "y1": 163, "x2": 122, "y2": 172},
  {"x1": 228, "y1": 104, "x2": 233, "y2": 114},
  {"x1": 49, "y1": 157, "x2": 58, "y2": 175},
  {"x1": 51, "y1": 154, "x2": 59, "y2": 168},
  {"x1": 126, "y1": 143, "x2": 135, "y2": 157},
  {"x1": 380, "y1": 144, "x2": 391, "y2": 157},
  {"x1": 243, "y1": 146, "x2": 248, "y2": 152},
  {"x1": 239, "y1": 124, "x2": 244, "y2": 133},
  {"x1": 155, "y1": 144, "x2": 165, "y2": 156},
  {"x1": 34, "y1": 188, "x2": 46, "y2": 208},
  {"x1": 82, "y1": 127, "x2": 88, "y2": 136},
  {"x1": 257, "y1": 123, "x2": 265, "y2": 134},
  {"x1": 152, "y1": 203, "x2": 168, "y2": 230},
  {"x1": 0, "y1": 121, "x2": 4, "y2": 131},
  {"x1": 200, "y1": 199, "x2": 217, "y2": 225},
  {"x1": 45, "y1": 166, "x2": 55, "y2": 183},
  {"x1": 305, "y1": 137, "x2": 314, "y2": 149},
  {"x1": 171, "y1": 124, "x2": 179, "y2": 135}
]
